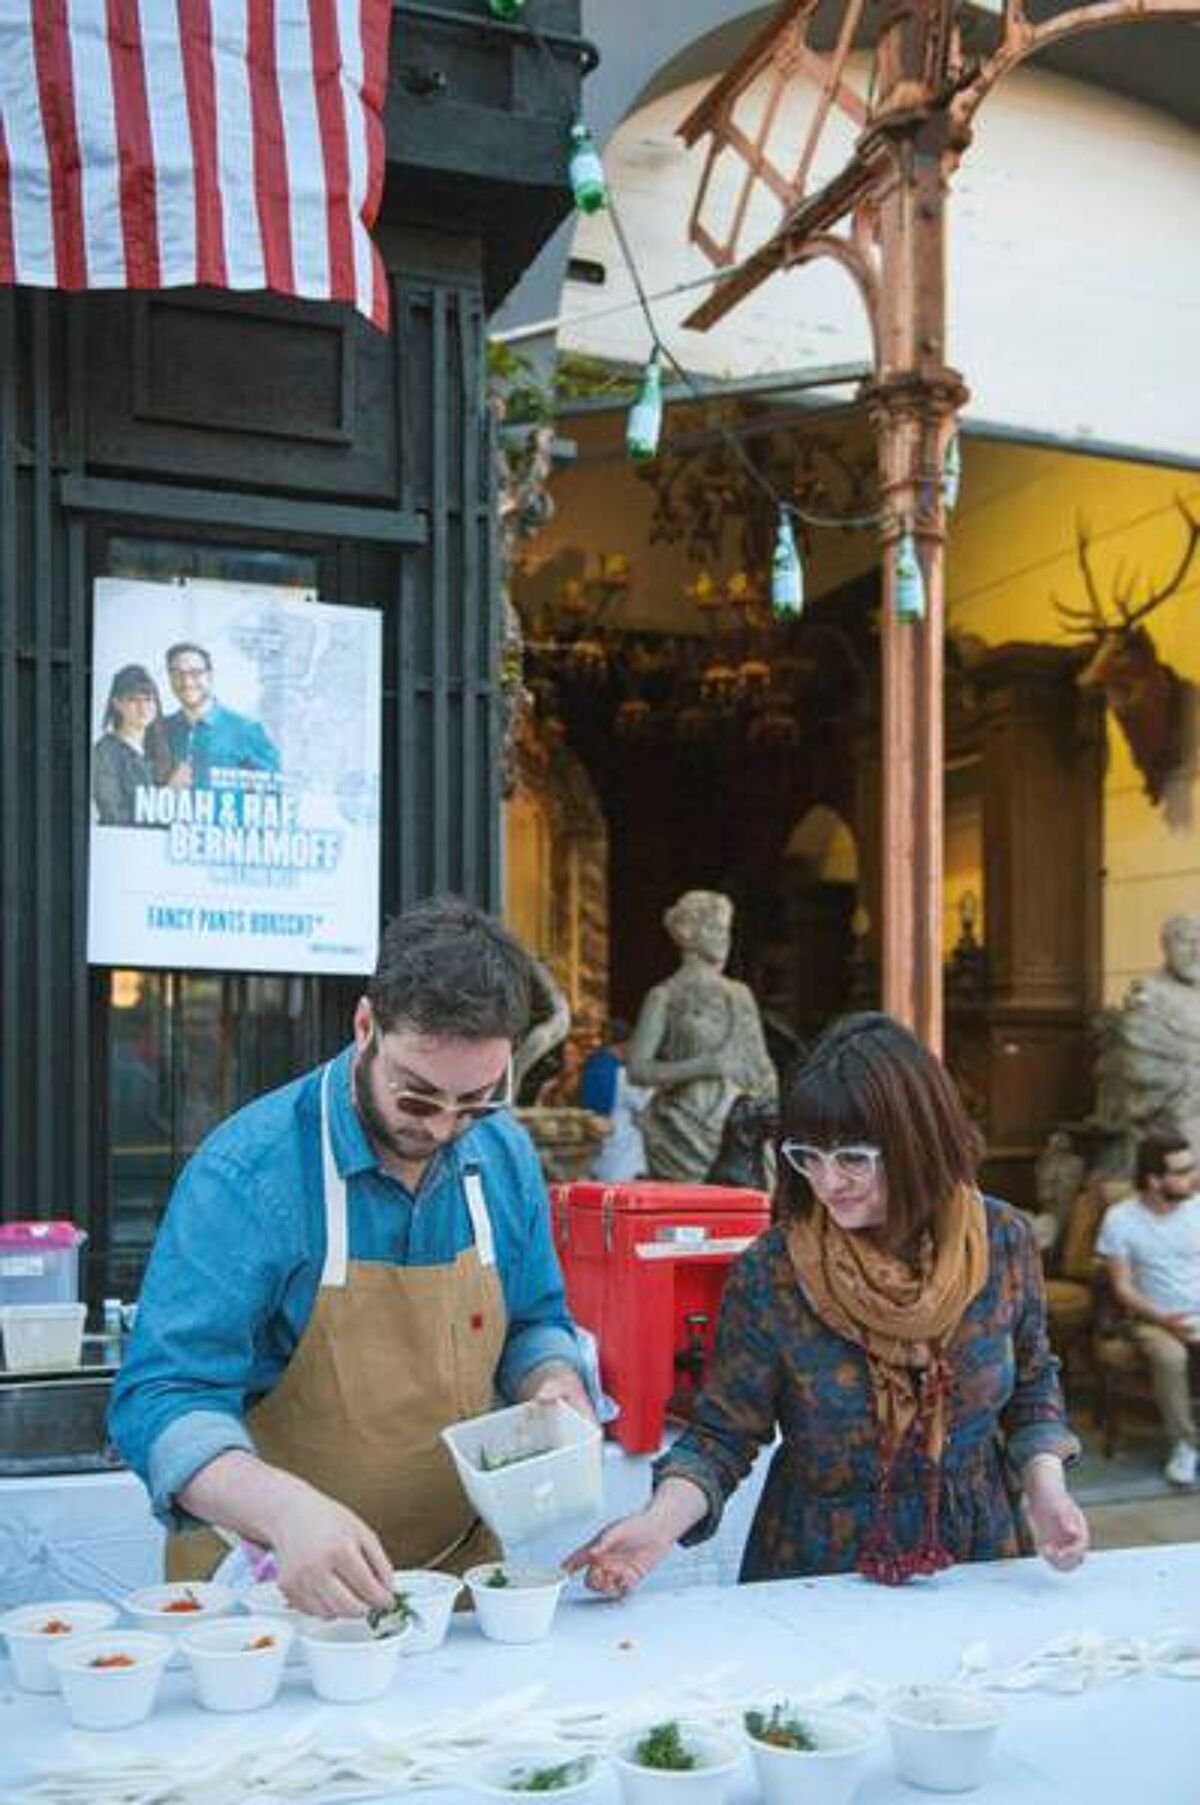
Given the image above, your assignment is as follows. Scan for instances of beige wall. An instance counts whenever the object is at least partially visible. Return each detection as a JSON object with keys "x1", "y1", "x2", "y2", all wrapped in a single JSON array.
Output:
[{"x1": 947, "y1": 441, "x2": 1200, "y2": 1002}]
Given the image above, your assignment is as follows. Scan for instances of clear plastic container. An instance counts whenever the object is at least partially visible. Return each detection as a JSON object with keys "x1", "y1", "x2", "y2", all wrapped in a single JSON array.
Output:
[
  {"x1": 0, "y1": 1302, "x2": 87, "y2": 1372},
  {"x1": 441, "y1": 1399, "x2": 602, "y2": 1544},
  {"x1": 0, "y1": 1222, "x2": 86, "y2": 1306}
]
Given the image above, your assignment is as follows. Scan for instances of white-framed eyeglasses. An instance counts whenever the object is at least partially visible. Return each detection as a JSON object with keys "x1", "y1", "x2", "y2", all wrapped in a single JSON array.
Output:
[
  {"x1": 372, "y1": 1032, "x2": 514, "y2": 1122},
  {"x1": 780, "y1": 1141, "x2": 882, "y2": 1184}
]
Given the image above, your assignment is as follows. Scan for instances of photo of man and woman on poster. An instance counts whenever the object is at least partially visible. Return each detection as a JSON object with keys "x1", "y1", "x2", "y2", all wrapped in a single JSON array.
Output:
[{"x1": 87, "y1": 576, "x2": 382, "y2": 977}]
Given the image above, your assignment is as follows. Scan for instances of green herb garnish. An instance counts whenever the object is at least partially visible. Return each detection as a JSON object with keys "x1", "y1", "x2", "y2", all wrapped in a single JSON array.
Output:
[
  {"x1": 366, "y1": 1587, "x2": 420, "y2": 1639},
  {"x1": 479, "y1": 1445, "x2": 544, "y2": 1472},
  {"x1": 505, "y1": 1759, "x2": 592, "y2": 1792},
  {"x1": 484, "y1": 1567, "x2": 512, "y2": 1588},
  {"x1": 633, "y1": 1723, "x2": 697, "y2": 1771},
  {"x1": 744, "y1": 1706, "x2": 817, "y2": 1752}
]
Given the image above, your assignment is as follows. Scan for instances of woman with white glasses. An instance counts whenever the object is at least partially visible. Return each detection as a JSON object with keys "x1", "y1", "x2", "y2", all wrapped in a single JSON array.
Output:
[{"x1": 568, "y1": 1011, "x2": 1088, "y2": 1591}]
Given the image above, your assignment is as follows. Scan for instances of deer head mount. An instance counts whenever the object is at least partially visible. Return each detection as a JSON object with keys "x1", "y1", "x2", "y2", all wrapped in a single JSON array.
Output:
[{"x1": 1054, "y1": 501, "x2": 1199, "y2": 806}]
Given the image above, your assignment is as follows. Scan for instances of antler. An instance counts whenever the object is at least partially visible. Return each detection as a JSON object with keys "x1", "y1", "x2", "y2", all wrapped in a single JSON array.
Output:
[
  {"x1": 1054, "y1": 501, "x2": 1200, "y2": 639},
  {"x1": 1053, "y1": 517, "x2": 1111, "y2": 636},
  {"x1": 1119, "y1": 499, "x2": 1200, "y2": 628}
]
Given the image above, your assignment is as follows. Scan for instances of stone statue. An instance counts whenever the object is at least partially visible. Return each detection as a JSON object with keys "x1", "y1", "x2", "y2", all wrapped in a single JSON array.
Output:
[
  {"x1": 1032, "y1": 1129, "x2": 1087, "y2": 1254},
  {"x1": 627, "y1": 890, "x2": 778, "y2": 1182},
  {"x1": 1105, "y1": 914, "x2": 1200, "y2": 1163}
]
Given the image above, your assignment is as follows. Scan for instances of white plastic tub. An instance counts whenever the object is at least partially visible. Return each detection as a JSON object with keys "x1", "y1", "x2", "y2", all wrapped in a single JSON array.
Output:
[
  {"x1": 442, "y1": 1399, "x2": 602, "y2": 1544},
  {"x1": 0, "y1": 1302, "x2": 86, "y2": 1372}
]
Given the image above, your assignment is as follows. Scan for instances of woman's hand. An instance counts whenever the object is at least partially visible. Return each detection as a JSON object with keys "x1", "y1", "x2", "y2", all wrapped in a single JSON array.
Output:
[
  {"x1": 563, "y1": 1511, "x2": 677, "y2": 1597},
  {"x1": 517, "y1": 1360, "x2": 598, "y2": 1425},
  {"x1": 1023, "y1": 1455, "x2": 1089, "y2": 1571},
  {"x1": 563, "y1": 1477, "x2": 709, "y2": 1597}
]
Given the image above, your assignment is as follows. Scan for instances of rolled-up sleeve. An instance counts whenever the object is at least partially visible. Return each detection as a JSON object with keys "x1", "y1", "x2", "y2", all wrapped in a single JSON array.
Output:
[
  {"x1": 1001, "y1": 1210, "x2": 1081, "y2": 1478},
  {"x1": 108, "y1": 1150, "x2": 292, "y2": 1528},
  {"x1": 654, "y1": 1254, "x2": 778, "y2": 1544},
  {"x1": 493, "y1": 1135, "x2": 586, "y2": 1399}
]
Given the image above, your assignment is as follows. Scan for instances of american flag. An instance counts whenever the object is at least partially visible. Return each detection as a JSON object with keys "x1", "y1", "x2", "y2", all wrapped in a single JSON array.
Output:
[{"x1": 0, "y1": 1, "x2": 393, "y2": 328}]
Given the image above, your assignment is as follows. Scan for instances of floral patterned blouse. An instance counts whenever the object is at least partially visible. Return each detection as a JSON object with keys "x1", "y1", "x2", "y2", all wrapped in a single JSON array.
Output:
[{"x1": 655, "y1": 1196, "x2": 1079, "y2": 1581}]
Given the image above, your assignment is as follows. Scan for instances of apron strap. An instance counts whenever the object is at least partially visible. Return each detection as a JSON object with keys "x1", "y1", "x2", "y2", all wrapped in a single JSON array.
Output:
[
  {"x1": 319, "y1": 1062, "x2": 350, "y2": 1289},
  {"x1": 462, "y1": 1163, "x2": 496, "y2": 1268}
]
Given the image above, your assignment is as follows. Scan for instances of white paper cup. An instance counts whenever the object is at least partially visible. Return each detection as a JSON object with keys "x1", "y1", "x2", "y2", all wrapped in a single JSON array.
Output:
[
  {"x1": 389, "y1": 1568, "x2": 462, "y2": 1653},
  {"x1": 883, "y1": 1685, "x2": 1003, "y2": 1793},
  {"x1": 241, "y1": 1580, "x2": 314, "y2": 1663},
  {"x1": 469, "y1": 1744, "x2": 604, "y2": 1800},
  {"x1": 180, "y1": 1614, "x2": 293, "y2": 1712},
  {"x1": 123, "y1": 1580, "x2": 237, "y2": 1653},
  {"x1": 464, "y1": 1563, "x2": 565, "y2": 1644},
  {"x1": 48, "y1": 1630, "x2": 173, "y2": 1730},
  {"x1": 0, "y1": 1599, "x2": 120, "y2": 1693},
  {"x1": 611, "y1": 1725, "x2": 742, "y2": 1805},
  {"x1": 299, "y1": 1617, "x2": 408, "y2": 1702},
  {"x1": 742, "y1": 1702, "x2": 874, "y2": 1805}
]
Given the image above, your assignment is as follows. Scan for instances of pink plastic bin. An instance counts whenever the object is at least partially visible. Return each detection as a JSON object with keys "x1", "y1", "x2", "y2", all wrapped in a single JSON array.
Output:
[{"x1": 0, "y1": 1222, "x2": 87, "y2": 1307}]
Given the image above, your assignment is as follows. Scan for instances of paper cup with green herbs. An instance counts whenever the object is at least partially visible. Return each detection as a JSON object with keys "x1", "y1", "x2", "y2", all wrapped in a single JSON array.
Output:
[
  {"x1": 742, "y1": 1701, "x2": 874, "y2": 1805},
  {"x1": 610, "y1": 1720, "x2": 741, "y2": 1805}
]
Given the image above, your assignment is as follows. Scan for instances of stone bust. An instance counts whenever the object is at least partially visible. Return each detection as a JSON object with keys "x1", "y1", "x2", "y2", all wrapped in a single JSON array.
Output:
[
  {"x1": 627, "y1": 889, "x2": 778, "y2": 1183},
  {"x1": 1110, "y1": 913, "x2": 1200, "y2": 1162}
]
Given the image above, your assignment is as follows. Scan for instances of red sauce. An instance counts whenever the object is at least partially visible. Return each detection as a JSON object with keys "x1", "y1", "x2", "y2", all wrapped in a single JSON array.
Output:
[
  {"x1": 40, "y1": 1619, "x2": 72, "y2": 1635},
  {"x1": 245, "y1": 1634, "x2": 276, "y2": 1651},
  {"x1": 161, "y1": 1595, "x2": 203, "y2": 1613},
  {"x1": 90, "y1": 1654, "x2": 135, "y2": 1669}
]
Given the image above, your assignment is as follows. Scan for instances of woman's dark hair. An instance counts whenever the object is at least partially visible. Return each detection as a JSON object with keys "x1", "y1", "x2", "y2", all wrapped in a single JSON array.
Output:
[
  {"x1": 104, "y1": 664, "x2": 161, "y2": 732},
  {"x1": 367, "y1": 895, "x2": 533, "y2": 1041},
  {"x1": 776, "y1": 1011, "x2": 982, "y2": 1250}
]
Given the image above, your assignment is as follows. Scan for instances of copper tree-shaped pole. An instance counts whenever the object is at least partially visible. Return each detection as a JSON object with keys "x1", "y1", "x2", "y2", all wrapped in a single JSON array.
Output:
[{"x1": 678, "y1": 0, "x2": 1200, "y2": 1049}]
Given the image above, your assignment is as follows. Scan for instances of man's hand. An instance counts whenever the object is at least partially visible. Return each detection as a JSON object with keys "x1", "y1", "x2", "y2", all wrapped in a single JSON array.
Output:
[
  {"x1": 179, "y1": 1451, "x2": 394, "y2": 1619},
  {"x1": 269, "y1": 1486, "x2": 396, "y2": 1619},
  {"x1": 1023, "y1": 1455, "x2": 1089, "y2": 1572},
  {"x1": 1160, "y1": 1309, "x2": 1198, "y2": 1343},
  {"x1": 516, "y1": 1359, "x2": 597, "y2": 1425}
]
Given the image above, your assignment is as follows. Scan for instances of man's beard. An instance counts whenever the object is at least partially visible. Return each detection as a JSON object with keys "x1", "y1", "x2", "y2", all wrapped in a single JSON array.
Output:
[{"x1": 352, "y1": 1038, "x2": 439, "y2": 1168}]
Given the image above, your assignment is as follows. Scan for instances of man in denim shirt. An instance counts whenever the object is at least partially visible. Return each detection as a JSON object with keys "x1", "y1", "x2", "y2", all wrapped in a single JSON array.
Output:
[
  {"x1": 159, "y1": 641, "x2": 280, "y2": 787},
  {"x1": 111, "y1": 898, "x2": 592, "y2": 1619}
]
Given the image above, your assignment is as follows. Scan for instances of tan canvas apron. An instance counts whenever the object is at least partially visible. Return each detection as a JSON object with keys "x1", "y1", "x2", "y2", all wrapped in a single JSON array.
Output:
[{"x1": 167, "y1": 1062, "x2": 506, "y2": 1582}]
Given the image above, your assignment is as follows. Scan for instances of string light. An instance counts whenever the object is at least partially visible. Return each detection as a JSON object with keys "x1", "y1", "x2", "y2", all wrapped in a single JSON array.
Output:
[
  {"x1": 523, "y1": 24, "x2": 880, "y2": 603},
  {"x1": 894, "y1": 530, "x2": 927, "y2": 623},
  {"x1": 625, "y1": 351, "x2": 663, "y2": 462},
  {"x1": 942, "y1": 429, "x2": 961, "y2": 512},
  {"x1": 567, "y1": 122, "x2": 607, "y2": 214},
  {"x1": 771, "y1": 509, "x2": 804, "y2": 617}
]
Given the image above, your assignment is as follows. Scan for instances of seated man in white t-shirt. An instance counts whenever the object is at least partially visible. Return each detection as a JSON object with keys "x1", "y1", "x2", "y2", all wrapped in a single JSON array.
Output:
[{"x1": 1096, "y1": 1130, "x2": 1200, "y2": 1487}]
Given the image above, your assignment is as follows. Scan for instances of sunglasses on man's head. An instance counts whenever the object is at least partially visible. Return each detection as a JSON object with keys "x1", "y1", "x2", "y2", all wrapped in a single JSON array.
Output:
[{"x1": 371, "y1": 1031, "x2": 514, "y2": 1122}]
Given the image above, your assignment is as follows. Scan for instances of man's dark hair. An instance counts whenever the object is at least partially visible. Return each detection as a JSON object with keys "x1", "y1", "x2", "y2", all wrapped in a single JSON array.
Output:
[
  {"x1": 776, "y1": 1010, "x2": 982, "y2": 1253},
  {"x1": 165, "y1": 642, "x2": 212, "y2": 672},
  {"x1": 367, "y1": 896, "x2": 533, "y2": 1041},
  {"x1": 1135, "y1": 1128, "x2": 1193, "y2": 1188}
]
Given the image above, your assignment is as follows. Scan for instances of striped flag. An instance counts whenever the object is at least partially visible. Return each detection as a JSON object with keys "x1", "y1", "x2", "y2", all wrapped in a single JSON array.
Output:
[{"x1": 0, "y1": 1, "x2": 393, "y2": 328}]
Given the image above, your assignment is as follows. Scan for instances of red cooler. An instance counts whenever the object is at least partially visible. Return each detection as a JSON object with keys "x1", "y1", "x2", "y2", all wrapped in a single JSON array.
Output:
[{"x1": 550, "y1": 1181, "x2": 770, "y2": 1453}]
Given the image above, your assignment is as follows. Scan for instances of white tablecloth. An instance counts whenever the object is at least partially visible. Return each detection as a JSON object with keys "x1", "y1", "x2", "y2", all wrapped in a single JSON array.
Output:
[
  {"x1": 0, "y1": 1444, "x2": 769, "y2": 1611},
  {"x1": 1, "y1": 1542, "x2": 1197, "y2": 1803}
]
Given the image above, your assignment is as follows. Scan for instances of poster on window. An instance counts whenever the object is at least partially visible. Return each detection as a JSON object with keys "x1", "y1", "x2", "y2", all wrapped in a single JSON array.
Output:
[{"x1": 87, "y1": 577, "x2": 382, "y2": 975}]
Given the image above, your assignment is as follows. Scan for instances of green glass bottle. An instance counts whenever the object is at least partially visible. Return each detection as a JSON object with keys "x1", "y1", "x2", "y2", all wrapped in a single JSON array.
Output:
[
  {"x1": 770, "y1": 509, "x2": 804, "y2": 617},
  {"x1": 626, "y1": 353, "x2": 663, "y2": 462},
  {"x1": 941, "y1": 428, "x2": 962, "y2": 511},
  {"x1": 568, "y1": 122, "x2": 607, "y2": 214},
  {"x1": 487, "y1": 0, "x2": 524, "y2": 17},
  {"x1": 894, "y1": 530, "x2": 927, "y2": 622}
]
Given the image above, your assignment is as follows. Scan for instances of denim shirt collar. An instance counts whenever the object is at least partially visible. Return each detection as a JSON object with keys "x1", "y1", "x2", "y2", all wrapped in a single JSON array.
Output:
[{"x1": 325, "y1": 1044, "x2": 379, "y2": 1179}]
